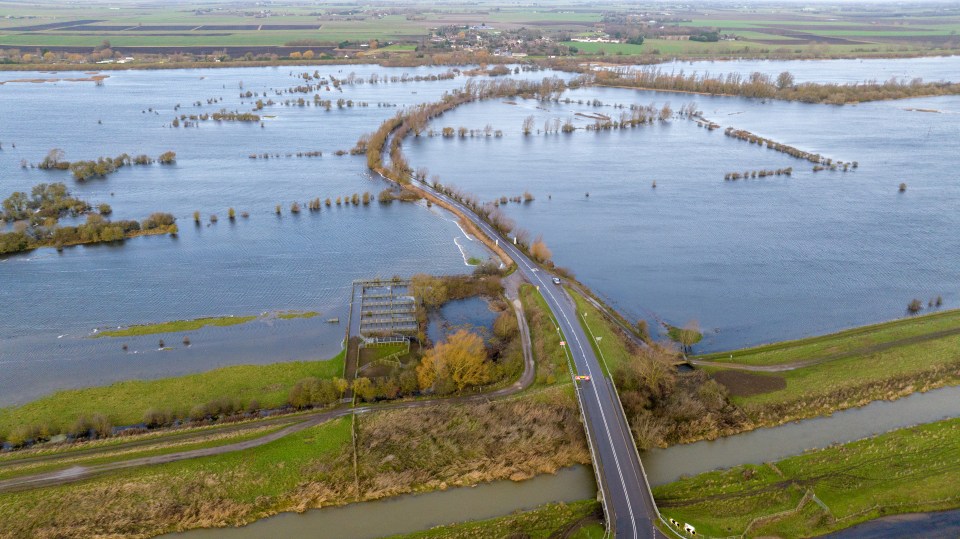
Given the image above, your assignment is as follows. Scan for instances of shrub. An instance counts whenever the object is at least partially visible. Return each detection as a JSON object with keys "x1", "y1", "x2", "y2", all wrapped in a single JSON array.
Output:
[
  {"x1": 908, "y1": 298, "x2": 923, "y2": 314},
  {"x1": 157, "y1": 151, "x2": 176, "y2": 164}
]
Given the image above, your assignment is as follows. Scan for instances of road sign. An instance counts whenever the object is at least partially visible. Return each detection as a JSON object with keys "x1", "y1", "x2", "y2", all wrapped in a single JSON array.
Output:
[{"x1": 560, "y1": 341, "x2": 566, "y2": 347}]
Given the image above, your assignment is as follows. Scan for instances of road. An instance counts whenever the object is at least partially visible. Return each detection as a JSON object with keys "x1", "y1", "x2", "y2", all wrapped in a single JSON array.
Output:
[{"x1": 423, "y1": 183, "x2": 668, "y2": 539}]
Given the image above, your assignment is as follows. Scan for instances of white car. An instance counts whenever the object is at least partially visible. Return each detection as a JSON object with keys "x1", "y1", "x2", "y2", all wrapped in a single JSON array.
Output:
[{"x1": 552, "y1": 277, "x2": 561, "y2": 285}]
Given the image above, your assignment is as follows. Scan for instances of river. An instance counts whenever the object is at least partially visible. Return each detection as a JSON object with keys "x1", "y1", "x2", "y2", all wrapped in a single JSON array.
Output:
[{"x1": 158, "y1": 465, "x2": 597, "y2": 539}]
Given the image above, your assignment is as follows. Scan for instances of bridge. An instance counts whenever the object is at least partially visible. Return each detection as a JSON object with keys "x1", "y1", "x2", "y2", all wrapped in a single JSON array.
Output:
[{"x1": 420, "y1": 181, "x2": 676, "y2": 538}]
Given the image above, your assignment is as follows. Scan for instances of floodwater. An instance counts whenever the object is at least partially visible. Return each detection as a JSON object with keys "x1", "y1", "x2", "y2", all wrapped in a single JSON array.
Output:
[
  {"x1": 0, "y1": 65, "x2": 513, "y2": 405},
  {"x1": 426, "y1": 296, "x2": 498, "y2": 344},
  {"x1": 159, "y1": 465, "x2": 596, "y2": 539},
  {"x1": 405, "y1": 84, "x2": 960, "y2": 352}
]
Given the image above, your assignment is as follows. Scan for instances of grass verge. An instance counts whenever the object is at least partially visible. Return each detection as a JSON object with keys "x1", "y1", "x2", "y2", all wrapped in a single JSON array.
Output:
[
  {"x1": 568, "y1": 287, "x2": 636, "y2": 375},
  {"x1": 696, "y1": 309, "x2": 960, "y2": 367},
  {"x1": 0, "y1": 424, "x2": 287, "y2": 482},
  {"x1": 654, "y1": 417, "x2": 960, "y2": 538},
  {"x1": 520, "y1": 284, "x2": 568, "y2": 386}
]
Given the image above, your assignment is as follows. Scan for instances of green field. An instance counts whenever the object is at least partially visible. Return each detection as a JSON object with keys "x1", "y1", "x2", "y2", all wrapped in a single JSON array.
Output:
[
  {"x1": 0, "y1": 351, "x2": 344, "y2": 434},
  {"x1": 654, "y1": 417, "x2": 960, "y2": 537},
  {"x1": 698, "y1": 309, "x2": 960, "y2": 424}
]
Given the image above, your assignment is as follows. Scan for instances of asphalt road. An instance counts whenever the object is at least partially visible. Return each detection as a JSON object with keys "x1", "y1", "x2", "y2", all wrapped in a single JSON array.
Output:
[{"x1": 424, "y1": 184, "x2": 668, "y2": 539}]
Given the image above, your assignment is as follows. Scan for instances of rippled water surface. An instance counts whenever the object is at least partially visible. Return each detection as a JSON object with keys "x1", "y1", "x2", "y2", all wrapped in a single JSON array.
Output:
[
  {"x1": 2, "y1": 57, "x2": 959, "y2": 406},
  {"x1": 655, "y1": 55, "x2": 960, "y2": 83},
  {"x1": 406, "y1": 84, "x2": 960, "y2": 351},
  {"x1": 0, "y1": 65, "x2": 511, "y2": 405}
]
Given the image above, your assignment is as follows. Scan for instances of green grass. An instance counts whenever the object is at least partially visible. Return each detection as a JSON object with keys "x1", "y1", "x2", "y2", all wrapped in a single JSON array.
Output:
[
  {"x1": 563, "y1": 41, "x2": 647, "y2": 55},
  {"x1": 94, "y1": 314, "x2": 257, "y2": 338},
  {"x1": 375, "y1": 43, "x2": 417, "y2": 52},
  {"x1": 0, "y1": 350, "x2": 344, "y2": 434},
  {"x1": 276, "y1": 311, "x2": 320, "y2": 320},
  {"x1": 0, "y1": 417, "x2": 354, "y2": 538},
  {"x1": 519, "y1": 284, "x2": 569, "y2": 386},
  {"x1": 0, "y1": 423, "x2": 287, "y2": 482},
  {"x1": 654, "y1": 417, "x2": 960, "y2": 537},
  {"x1": 387, "y1": 500, "x2": 601, "y2": 539},
  {"x1": 361, "y1": 342, "x2": 410, "y2": 362},
  {"x1": 696, "y1": 308, "x2": 960, "y2": 367},
  {"x1": 568, "y1": 288, "x2": 635, "y2": 375},
  {"x1": 569, "y1": 522, "x2": 607, "y2": 539}
]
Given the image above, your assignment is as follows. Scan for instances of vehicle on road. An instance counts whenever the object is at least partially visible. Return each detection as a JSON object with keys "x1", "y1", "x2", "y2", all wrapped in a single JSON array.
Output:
[
  {"x1": 575, "y1": 375, "x2": 591, "y2": 382},
  {"x1": 552, "y1": 277, "x2": 561, "y2": 285}
]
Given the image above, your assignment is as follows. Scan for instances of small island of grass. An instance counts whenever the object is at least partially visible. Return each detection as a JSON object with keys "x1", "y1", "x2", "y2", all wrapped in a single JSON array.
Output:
[
  {"x1": 275, "y1": 311, "x2": 320, "y2": 320},
  {"x1": 95, "y1": 315, "x2": 257, "y2": 338}
]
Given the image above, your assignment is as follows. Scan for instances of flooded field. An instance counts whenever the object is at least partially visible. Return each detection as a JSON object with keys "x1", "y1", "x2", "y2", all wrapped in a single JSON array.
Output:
[
  {"x1": 405, "y1": 86, "x2": 960, "y2": 351},
  {"x1": 2, "y1": 55, "x2": 959, "y2": 538},
  {"x1": 0, "y1": 65, "x2": 508, "y2": 405}
]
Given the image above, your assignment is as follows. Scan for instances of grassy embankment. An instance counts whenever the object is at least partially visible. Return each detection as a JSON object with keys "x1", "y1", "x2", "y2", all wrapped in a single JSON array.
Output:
[
  {"x1": 654, "y1": 417, "x2": 960, "y2": 537},
  {"x1": 0, "y1": 385, "x2": 589, "y2": 538},
  {"x1": 568, "y1": 288, "x2": 636, "y2": 375},
  {"x1": 0, "y1": 351, "x2": 344, "y2": 435},
  {"x1": 697, "y1": 309, "x2": 960, "y2": 426},
  {"x1": 387, "y1": 500, "x2": 602, "y2": 539}
]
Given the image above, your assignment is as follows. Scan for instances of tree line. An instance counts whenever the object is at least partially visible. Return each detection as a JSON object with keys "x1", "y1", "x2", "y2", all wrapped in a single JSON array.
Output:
[
  {"x1": 722, "y1": 126, "x2": 856, "y2": 170},
  {"x1": 31, "y1": 149, "x2": 176, "y2": 180},
  {"x1": 594, "y1": 67, "x2": 960, "y2": 105}
]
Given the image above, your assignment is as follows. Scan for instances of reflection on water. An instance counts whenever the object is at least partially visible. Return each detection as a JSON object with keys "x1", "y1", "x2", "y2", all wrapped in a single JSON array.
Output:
[
  {"x1": 643, "y1": 385, "x2": 960, "y2": 486},
  {"x1": 0, "y1": 65, "x2": 513, "y2": 405},
  {"x1": 824, "y1": 508, "x2": 960, "y2": 539},
  {"x1": 159, "y1": 465, "x2": 596, "y2": 539},
  {"x1": 656, "y1": 55, "x2": 960, "y2": 84},
  {"x1": 426, "y1": 296, "x2": 498, "y2": 344}
]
